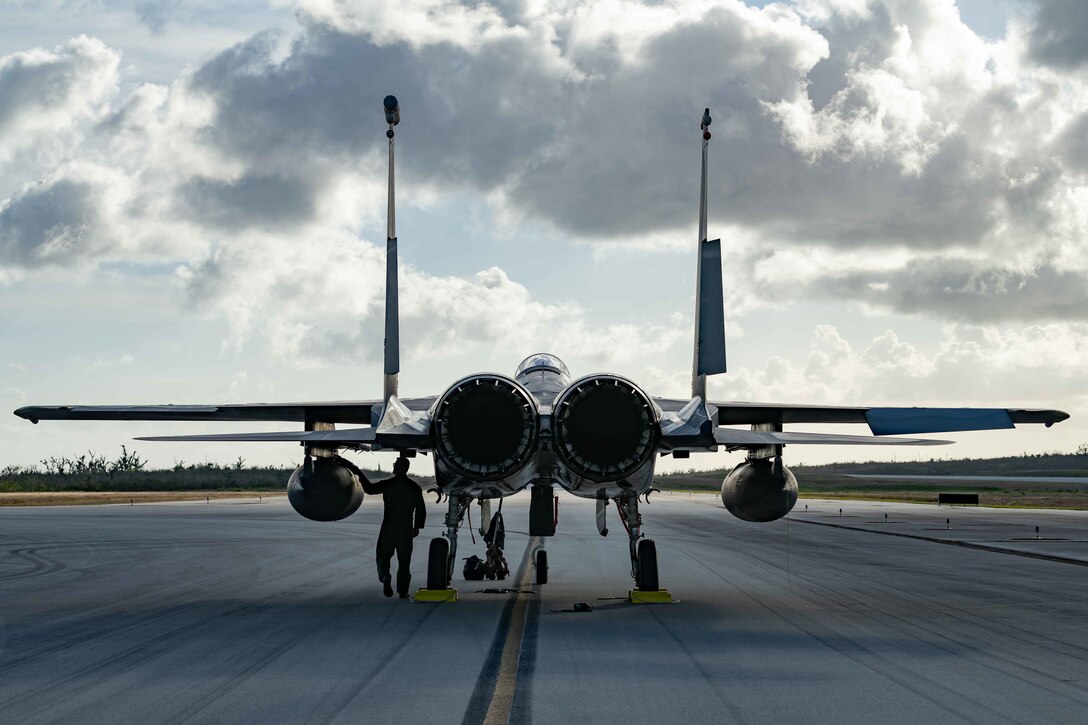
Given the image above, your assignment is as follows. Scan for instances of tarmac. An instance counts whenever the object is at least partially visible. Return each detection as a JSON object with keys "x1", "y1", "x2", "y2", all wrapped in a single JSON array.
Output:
[{"x1": 1, "y1": 491, "x2": 1086, "y2": 724}]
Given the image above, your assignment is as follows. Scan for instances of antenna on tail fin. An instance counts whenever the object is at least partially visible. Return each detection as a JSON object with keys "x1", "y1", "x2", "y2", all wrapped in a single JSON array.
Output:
[
  {"x1": 691, "y1": 107, "x2": 727, "y2": 401},
  {"x1": 383, "y1": 95, "x2": 401, "y2": 406}
]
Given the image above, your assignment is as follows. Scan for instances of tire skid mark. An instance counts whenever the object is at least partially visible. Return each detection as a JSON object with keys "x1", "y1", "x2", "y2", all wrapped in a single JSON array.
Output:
[
  {"x1": 318, "y1": 604, "x2": 445, "y2": 723},
  {"x1": 778, "y1": 544, "x2": 1088, "y2": 707},
  {"x1": 645, "y1": 606, "x2": 752, "y2": 725},
  {"x1": 3, "y1": 583, "x2": 318, "y2": 714},
  {"x1": 672, "y1": 546, "x2": 1011, "y2": 724},
  {"x1": 0, "y1": 548, "x2": 337, "y2": 676},
  {"x1": 657, "y1": 503, "x2": 1088, "y2": 709}
]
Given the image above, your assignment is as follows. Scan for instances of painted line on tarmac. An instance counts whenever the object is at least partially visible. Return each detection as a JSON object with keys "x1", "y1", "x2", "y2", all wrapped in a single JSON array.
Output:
[
  {"x1": 462, "y1": 536, "x2": 541, "y2": 725},
  {"x1": 791, "y1": 518, "x2": 1088, "y2": 567}
]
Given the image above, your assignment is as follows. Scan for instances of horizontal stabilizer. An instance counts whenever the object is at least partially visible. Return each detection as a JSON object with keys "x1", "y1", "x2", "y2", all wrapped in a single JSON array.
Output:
[
  {"x1": 135, "y1": 428, "x2": 377, "y2": 443},
  {"x1": 712, "y1": 428, "x2": 950, "y2": 448}
]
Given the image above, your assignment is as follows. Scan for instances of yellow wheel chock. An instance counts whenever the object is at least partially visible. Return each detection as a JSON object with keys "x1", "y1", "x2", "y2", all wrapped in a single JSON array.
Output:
[
  {"x1": 629, "y1": 589, "x2": 673, "y2": 604},
  {"x1": 414, "y1": 588, "x2": 458, "y2": 602}
]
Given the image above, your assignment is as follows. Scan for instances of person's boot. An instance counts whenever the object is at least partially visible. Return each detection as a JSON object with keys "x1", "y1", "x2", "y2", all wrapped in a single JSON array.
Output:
[{"x1": 382, "y1": 574, "x2": 394, "y2": 598}]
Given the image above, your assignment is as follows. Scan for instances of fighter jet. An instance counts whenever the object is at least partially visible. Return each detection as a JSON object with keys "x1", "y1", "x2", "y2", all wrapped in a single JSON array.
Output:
[{"x1": 15, "y1": 97, "x2": 1069, "y2": 595}]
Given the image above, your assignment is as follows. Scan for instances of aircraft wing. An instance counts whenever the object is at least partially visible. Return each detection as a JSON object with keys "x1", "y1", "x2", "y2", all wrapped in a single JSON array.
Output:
[
  {"x1": 14, "y1": 398, "x2": 437, "y2": 425},
  {"x1": 652, "y1": 400, "x2": 1069, "y2": 435}
]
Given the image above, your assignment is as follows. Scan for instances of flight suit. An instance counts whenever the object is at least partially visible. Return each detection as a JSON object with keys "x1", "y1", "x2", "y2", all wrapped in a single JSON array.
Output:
[{"x1": 361, "y1": 473, "x2": 427, "y2": 596}]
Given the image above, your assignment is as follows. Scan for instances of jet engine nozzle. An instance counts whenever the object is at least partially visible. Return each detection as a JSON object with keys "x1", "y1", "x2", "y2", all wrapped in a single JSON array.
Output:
[
  {"x1": 287, "y1": 455, "x2": 364, "y2": 522},
  {"x1": 721, "y1": 459, "x2": 798, "y2": 522},
  {"x1": 384, "y1": 94, "x2": 400, "y2": 125},
  {"x1": 433, "y1": 374, "x2": 538, "y2": 481},
  {"x1": 554, "y1": 375, "x2": 658, "y2": 482}
]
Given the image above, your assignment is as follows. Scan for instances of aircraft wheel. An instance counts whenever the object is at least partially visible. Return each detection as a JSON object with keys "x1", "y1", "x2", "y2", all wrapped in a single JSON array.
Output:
[
  {"x1": 427, "y1": 537, "x2": 450, "y2": 590},
  {"x1": 636, "y1": 539, "x2": 659, "y2": 591},
  {"x1": 535, "y1": 548, "x2": 548, "y2": 584}
]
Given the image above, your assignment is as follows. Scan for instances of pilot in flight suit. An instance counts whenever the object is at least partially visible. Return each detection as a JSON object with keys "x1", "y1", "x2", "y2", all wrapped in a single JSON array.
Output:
[{"x1": 358, "y1": 456, "x2": 427, "y2": 598}]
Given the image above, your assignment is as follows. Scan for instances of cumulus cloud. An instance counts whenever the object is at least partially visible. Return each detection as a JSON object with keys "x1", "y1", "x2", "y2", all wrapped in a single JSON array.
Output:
[
  {"x1": 177, "y1": 227, "x2": 686, "y2": 369},
  {"x1": 3, "y1": 0, "x2": 1088, "y2": 371},
  {"x1": 809, "y1": 258, "x2": 1088, "y2": 322},
  {"x1": 1027, "y1": 0, "x2": 1088, "y2": 69},
  {"x1": 706, "y1": 323, "x2": 1088, "y2": 410},
  {"x1": 0, "y1": 36, "x2": 120, "y2": 162}
]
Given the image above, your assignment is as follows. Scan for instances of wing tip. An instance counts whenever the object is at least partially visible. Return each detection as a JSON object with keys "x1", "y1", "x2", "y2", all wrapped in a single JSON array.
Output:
[
  {"x1": 1047, "y1": 410, "x2": 1071, "y2": 427},
  {"x1": 13, "y1": 406, "x2": 41, "y2": 423}
]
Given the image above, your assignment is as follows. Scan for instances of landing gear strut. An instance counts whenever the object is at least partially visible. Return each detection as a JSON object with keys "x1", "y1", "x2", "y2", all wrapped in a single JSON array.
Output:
[
  {"x1": 617, "y1": 494, "x2": 660, "y2": 591},
  {"x1": 529, "y1": 484, "x2": 555, "y2": 585},
  {"x1": 426, "y1": 494, "x2": 468, "y2": 590}
]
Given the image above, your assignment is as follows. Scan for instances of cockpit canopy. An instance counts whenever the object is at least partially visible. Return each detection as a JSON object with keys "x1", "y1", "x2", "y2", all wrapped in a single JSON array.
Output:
[{"x1": 515, "y1": 353, "x2": 570, "y2": 379}]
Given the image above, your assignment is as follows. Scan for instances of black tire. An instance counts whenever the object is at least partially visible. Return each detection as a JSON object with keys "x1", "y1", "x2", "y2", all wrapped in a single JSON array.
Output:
[
  {"x1": 636, "y1": 539, "x2": 659, "y2": 591},
  {"x1": 535, "y1": 548, "x2": 548, "y2": 584},
  {"x1": 427, "y1": 537, "x2": 450, "y2": 590}
]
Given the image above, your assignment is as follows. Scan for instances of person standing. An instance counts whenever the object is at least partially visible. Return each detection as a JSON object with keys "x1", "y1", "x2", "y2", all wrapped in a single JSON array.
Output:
[{"x1": 354, "y1": 456, "x2": 427, "y2": 598}]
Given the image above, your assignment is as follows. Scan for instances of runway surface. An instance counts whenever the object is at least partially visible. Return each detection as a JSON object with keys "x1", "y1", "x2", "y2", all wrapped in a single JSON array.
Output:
[{"x1": 1, "y1": 492, "x2": 1087, "y2": 724}]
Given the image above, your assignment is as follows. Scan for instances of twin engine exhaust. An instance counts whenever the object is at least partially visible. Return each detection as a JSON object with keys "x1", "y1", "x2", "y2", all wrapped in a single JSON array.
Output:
[{"x1": 431, "y1": 373, "x2": 659, "y2": 485}]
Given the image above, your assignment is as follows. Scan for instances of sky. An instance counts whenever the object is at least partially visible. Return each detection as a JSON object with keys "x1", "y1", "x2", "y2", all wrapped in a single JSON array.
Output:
[{"x1": 1, "y1": 0, "x2": 1086, "y2": 475}]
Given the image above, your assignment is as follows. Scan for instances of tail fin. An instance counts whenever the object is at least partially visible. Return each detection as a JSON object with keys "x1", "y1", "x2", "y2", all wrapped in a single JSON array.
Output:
[
  {"x1": 691, "y1": 107, "x2": 726, "y2": 401},
  {"x1": 383, "y1": 95, "x2": 401, "y2": 405}
]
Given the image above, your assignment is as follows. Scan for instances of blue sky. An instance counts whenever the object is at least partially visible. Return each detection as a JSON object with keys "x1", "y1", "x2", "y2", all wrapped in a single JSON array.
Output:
[{"x1": 2, "y1": 0, "x2": 1086, "y2": 473}]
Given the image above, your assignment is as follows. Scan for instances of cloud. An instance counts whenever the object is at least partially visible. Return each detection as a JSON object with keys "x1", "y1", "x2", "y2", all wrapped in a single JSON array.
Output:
[
  {"x1": 810, "y1": 258, "x2": 1088, "y2": 322},
  {"x1": 135, "y1": 0, "x2": 182, "y2": 35},
  {"x1": 3, "y1": 0, "x2": 1088, "y2": 368},
  {"x1": 178, "y1": 173, "x2": 318, "y2": 231},
  {"x1": 707, "y1": 322, "x2": 1088, "y2": 410},
  {"x1": 90, "y1": 353, "x2": 135, "y2": 368},
  {"x1": 0, "y1": 165, "x2": 110, "y2": 267},
  {"x1": 0, "y1": 36, "x2": 120, "y2": 162},
  {"x1": 177, "y1": 228, "x2": 687, "y2": 369},
  {"x1": 1027, "y1": 0, "x2": 1088, "y2": 69}
]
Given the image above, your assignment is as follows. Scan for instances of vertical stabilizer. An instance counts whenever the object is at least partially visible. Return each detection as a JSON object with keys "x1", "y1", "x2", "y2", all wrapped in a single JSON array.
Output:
[
  {"x1": 383, "y1": 95, "x2": 401, "y2": 405},
  {"x1": 691, "y1": 108, "x2": 727, "y2": 401}
]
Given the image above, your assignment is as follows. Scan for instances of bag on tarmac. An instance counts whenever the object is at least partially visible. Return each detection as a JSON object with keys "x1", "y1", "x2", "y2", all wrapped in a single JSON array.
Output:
[
  {"x1": 483, "y1": 512, "x2": 509, "y2": 580},
  {"x1": 463, "y1": 555, "x2": 487, "y2": 581}
]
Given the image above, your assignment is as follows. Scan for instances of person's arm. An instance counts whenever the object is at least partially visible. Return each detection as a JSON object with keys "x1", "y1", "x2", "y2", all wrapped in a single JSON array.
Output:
[
  {"x1": 412, "y1": 482, "x2": 426, "y2": 533},
  {"x1": 341, "y1": 457, "x2": 384, "y2": 495},
  {"x1": 363, "y1": 478, "x2": 388, "y2": 496}
]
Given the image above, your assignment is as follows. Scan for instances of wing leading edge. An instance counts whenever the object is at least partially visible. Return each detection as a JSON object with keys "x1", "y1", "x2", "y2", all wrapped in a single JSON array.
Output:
[{"x1": 14, "y1": 398, "x2": 437, "y2": 426}]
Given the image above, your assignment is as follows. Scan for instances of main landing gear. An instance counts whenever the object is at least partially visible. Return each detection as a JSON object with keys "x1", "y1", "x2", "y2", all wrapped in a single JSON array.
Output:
[
  {"x1": 616, "y1": 494, "x2": 669, "y2": 601},
  {"x1": 424, "y1": 494, "x2": 470, "y2": 592}
]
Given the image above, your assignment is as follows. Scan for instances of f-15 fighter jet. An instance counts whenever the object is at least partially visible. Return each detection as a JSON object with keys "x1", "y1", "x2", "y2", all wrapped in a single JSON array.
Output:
[{"x1": 15, "y1": 98, "x2": 1068, "y2": 595}]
